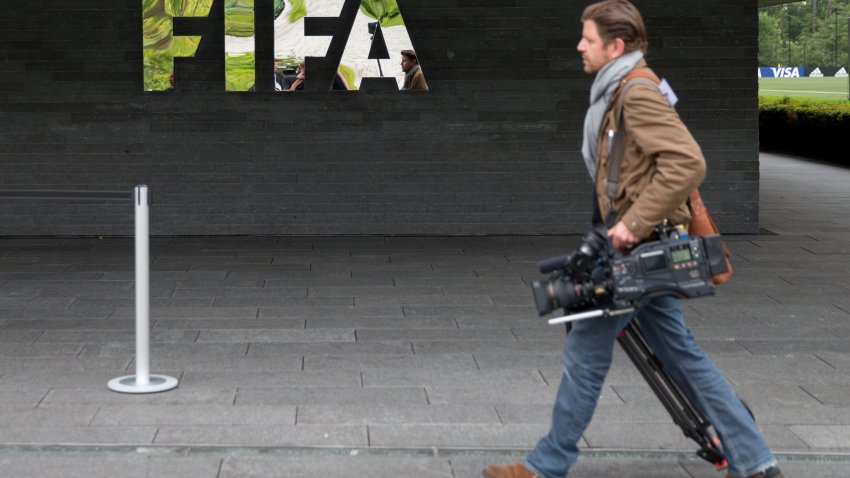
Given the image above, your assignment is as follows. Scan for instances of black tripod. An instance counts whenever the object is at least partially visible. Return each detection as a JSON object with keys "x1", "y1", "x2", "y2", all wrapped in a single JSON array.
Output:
[
  {"x1": 566, "y1": 320, "x2": 730, "y2": 470},
  {"x1": 616, "y1": 321, "x2": 728, "y2": 469}
]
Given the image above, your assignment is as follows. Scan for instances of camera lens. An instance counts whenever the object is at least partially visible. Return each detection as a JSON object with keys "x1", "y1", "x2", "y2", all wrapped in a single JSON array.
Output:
[{"x1": 532, "y1": 278, "x2": 596, "y2": 316}]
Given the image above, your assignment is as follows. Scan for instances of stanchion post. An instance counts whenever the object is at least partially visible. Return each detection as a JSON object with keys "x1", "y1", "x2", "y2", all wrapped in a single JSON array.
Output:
[
  {"x1": 108, "y1": 185, "x2": 178, "y2": 393},
  {"x1": 135, "y1": 183, "x2": 151, "y2": 385}
]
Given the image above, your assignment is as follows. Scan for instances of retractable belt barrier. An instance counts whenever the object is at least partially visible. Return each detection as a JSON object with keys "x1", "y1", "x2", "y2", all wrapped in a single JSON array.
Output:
[{"x1": 1, "y1": 186, "x2": 179, "y2": 394}]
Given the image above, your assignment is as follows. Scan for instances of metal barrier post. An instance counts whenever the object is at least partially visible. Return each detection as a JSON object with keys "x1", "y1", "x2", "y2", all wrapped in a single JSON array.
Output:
[{"x1": 108, "y1": 185, "x2": 178, "y2": 393}]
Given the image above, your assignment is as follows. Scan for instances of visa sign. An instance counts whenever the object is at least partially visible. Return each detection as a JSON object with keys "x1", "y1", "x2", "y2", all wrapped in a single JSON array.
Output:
[
  {"x1": 758, "y1": 67, "x2": 804, "y2": 78},
  {"x1": 143, "y1": 0, "x2": 423, "y2": 92}
]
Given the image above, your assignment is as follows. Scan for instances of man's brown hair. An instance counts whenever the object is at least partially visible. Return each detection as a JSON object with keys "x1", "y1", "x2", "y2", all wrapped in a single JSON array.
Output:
[
  {"x1": 581, "y1": 0, "x2": 648, "y2": 54},
  {"x1": 401, "y1": 50, "x2": 418, "y2": 62}
]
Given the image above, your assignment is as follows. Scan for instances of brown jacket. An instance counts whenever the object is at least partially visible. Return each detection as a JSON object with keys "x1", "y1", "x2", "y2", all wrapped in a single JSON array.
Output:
[
  {"x1": 595, "y1": 60, "x2": 706, "y2": 239},
  {"x1": 405, "y1": 67, "x2": 429, "y2": 91}
]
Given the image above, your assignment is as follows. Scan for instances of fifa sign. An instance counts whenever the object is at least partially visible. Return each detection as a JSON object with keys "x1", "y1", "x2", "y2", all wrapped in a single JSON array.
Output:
[{"x1": 142, "y1": 0, "x2": 425, "y2": 92}]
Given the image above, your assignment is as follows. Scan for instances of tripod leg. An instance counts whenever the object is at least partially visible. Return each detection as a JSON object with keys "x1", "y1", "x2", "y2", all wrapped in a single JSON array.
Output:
[{"x1": 617, "y1": 321, "x2": 726, "y2": 467}]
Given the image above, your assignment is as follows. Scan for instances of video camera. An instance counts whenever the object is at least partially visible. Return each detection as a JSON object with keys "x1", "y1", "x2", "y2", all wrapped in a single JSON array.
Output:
[{"x1": 532, "y1": 225, "x2": 728, "y2": 325}]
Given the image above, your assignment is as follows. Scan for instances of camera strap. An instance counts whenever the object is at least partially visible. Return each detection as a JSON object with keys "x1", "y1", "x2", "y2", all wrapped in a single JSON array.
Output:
[{"x1": 604, "y1": 70, "x2": 661, "y2": 228}]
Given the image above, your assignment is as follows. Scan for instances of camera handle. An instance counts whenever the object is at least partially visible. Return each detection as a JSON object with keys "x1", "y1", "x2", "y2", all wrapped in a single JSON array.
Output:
[{"x1": 547, "y1": 307, "x2": 633, "y2": 326}]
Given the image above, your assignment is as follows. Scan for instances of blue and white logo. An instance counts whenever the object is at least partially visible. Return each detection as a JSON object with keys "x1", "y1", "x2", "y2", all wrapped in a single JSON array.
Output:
[{"x1": 758, "y1": 67, "x2": 804, "y2": 78}]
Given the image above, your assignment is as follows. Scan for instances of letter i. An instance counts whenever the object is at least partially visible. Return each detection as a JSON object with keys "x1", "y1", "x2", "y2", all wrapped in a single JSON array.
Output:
[{"x1": 225, "y1": 0, "x2": 256, "y2": 91}]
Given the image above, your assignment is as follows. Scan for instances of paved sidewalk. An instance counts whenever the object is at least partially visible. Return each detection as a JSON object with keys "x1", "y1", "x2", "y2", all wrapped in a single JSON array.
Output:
[{"x1": 0, "y1": 152, "x2": 849, "y2": 477}]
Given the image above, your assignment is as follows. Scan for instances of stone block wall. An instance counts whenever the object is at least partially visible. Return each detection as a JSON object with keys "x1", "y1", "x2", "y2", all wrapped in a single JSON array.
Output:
[{"x1": 0, "y1": 0, "x2": 758, "y2": 235}]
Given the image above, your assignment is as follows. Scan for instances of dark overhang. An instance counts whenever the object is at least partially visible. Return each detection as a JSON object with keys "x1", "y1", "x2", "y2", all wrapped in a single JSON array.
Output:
[{"x1": 758, "y1": 1, "x2": 800, "y2": 7}]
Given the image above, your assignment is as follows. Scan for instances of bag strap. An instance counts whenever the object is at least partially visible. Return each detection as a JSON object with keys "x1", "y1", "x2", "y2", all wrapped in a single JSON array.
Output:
[{"x1": 604, "y1": 70, "x2": 661, "y2": 226}]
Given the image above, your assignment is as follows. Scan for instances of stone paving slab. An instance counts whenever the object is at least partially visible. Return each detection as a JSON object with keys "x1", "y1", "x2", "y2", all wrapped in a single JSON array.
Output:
[
  {"x1": 153, "y1": 319, "x2": 306, "y2": 330},
  {"x1": 196, "y1": 328, "x2": 355, "y2": 343},
  {"x1": 2, "y1": 319, "x2": 135, "y2": 331},
  {"x1": 171, "y1": 288, "x2": 308, "y2": 299},
  {"x1": 220, "y1": 455, "x2": 454, "y2": 478},
  {"x1": 41, "y1": 387, "x2": 239, "y2": 407},
  {"x1": 788, "y1": 425, "x2": 850, "y2": 449},
  {"x1": 73, "y1": 297, "x2": 216, "y2": 308},
  {"x1": 355, "y1": 328, "x2": 515, "y2": 342},
  {"x1": 305, "y1": 316, "x2": 457, "y2": 329},
  {"x1": 91, "y1": 405, "x2": 297, "y2": 427},
  {"x1": 368, "y1": 424, "x2": 550, "y2": 448},
  {"x1": 137, "y1": 356, "x2": 303, "y2": 372},
  {"x1": 235, "y1": 387, "x2": 428, "y2": 406},
  {"x1": 302, "y1": 353, "x2": 478, "y2": 372},
  {"x1": 79, "y1": 343, "x2": 249, "y2": 359},
  {"x1": 0, "y1": 307, "x2": 116, "y2": 320},
  {"x1": 246, "y1": 341, "x2": 413, "y2": 357},
  {"x1": 109, "y1": 306, "x2": 260, "y2": 319},
  {"x1": 0, "y1": 427, "x2": 158, "y2": 444},
  {"x1": 401, "y1": 305, "x2": 538, "y2": 318},
  {"x1": 297, "y1": 403, "x2": 500, "y2": 425},
  {"x1": 258, "y1": 305, "x2": 403, "y2": 319},
  {"x1": 36, "y1": 330, "x2": 200, "y2": 344},
  {"x1": 411, "y1": 340, "x2": 562, "y2": 355},
  {"x1": 0, "y1": 406, "x2": 100, "y2": 427},
  {"x1": 0, "y1": 454, "x2": 223, "y2": 478},
  {"x1": 153, "y1": 425, "x2": 368, "y2": 447},
  {"x1": 179, "y1": 370, "x2": 362, "y2": 389}
]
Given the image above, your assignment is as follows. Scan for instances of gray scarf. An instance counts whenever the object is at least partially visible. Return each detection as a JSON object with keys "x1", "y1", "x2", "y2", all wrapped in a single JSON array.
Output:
[
  {"x1": 403, "y1": 64, "x2": 421, "y2": 90},
  {"x1": 581, "y1": 50, "x2": 644, "y2": 179}
]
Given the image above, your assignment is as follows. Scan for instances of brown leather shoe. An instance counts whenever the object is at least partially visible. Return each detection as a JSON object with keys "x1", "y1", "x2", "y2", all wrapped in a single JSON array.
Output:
[{"x1": 482, "y1": 463, "x2": 539, "y2": 478}]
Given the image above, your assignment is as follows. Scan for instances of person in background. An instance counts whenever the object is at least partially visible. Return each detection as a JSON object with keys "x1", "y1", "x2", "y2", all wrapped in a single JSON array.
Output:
[
  {"x1": 283, "y1": 62, "x2": 349, "y2": 91},
  {"x1": 400, "y1": 49, "x2": 428, "y2": 91}
]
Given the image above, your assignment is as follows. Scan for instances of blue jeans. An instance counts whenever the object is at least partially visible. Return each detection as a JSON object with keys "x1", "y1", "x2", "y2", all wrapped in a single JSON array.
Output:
[{"x1": 524, "y1": 296, "x2": 776, "y2": 478}]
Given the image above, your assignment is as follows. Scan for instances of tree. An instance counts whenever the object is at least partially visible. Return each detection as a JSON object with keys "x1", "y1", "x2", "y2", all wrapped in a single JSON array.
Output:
[
  {"x1": 813, "y1": 0, "x2": 818, "y2": 33},
  {"x1": 759, "y1": 11, "x2": 782, "y2": 66},
  {"x1": 760, "y1": 2, "x2": 850, "y2": 67}
]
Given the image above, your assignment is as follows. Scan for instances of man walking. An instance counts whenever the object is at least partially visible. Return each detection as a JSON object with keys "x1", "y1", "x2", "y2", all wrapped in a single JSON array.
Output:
[
  {"x1": 400, "y1": 49, "x2": 428, "y2": 91},
  {"x1": 482, "y1": 2, "x2": 783, "y2": 477}
]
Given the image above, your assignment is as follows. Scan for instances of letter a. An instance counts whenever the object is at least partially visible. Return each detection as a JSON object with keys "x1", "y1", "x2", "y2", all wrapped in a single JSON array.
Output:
[{"x1": 339, "y1": 0, "x2": 422, "y2": 90}]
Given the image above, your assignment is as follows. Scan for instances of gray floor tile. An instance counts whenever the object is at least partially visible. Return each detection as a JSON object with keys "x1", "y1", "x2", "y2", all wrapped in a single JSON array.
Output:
[
  {"x1": 247, "y1": 341, "x2": 413, "y2": 357},
  {"x1": 303, "y1": 353, "x2": 477, "y2": 372},
  {"x1": 356, "y1": 328, "x2": 515, "y2": 342},
  {"x1": 0, "y1": 455, "x2": 222, "y2": 478},
  {"x1": 306, "y1": 316, "x2": 457, "y2": 329},
  {"x1": 0, "y1": 426, "x2": 157, "y2": 444},
  {"x1": 789, "y1": 425, "x2": 850, "y2": 448},
  {"x1": 197, "y1": 328, "x2": 354, "y2": 343},
  {"x1": 180, "y1": 370, "x2": 361, "y2": 388},
  {"x1": 91, "y1": 404, "x2": 296, "y2": 426},
  {"x1": 297, "y1": 403, "x2": 500, "y2": 425},
  {"x1": 368, "y1": 423, "x2": 549, "y2": 448},
  {"x1": 219, "y1": 455, "x2": 453, "y2": 478},
  {"x1": 154, "y1": 424, "x2": 367, "y2": 447},
  {"x1": 42, "y1": 387, "x2": 238, "y2": 406},
  {"x1": 235, "y1": 387, "x2": 428, "y2": 406}
]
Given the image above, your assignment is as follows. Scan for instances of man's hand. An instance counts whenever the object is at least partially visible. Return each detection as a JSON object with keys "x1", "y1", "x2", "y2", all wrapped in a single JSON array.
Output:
[{"x1": 608, "y1": 221, "x2": 640, "y2": 250}]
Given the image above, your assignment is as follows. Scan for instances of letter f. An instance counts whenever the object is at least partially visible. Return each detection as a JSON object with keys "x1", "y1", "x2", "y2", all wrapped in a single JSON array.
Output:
[{"x1": 142, "y1": 0, "x2": 215, "y2": 91}]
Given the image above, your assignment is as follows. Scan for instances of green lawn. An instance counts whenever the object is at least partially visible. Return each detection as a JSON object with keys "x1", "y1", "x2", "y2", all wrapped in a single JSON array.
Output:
[{"x1": 759, "y1": 77, "x2": 850, "y2": 101}]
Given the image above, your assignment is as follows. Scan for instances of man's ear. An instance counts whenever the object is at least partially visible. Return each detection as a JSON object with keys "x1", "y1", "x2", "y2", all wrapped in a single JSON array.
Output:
[{"x1": 609, "y1": 38, "x2": 626, "y2": 58}]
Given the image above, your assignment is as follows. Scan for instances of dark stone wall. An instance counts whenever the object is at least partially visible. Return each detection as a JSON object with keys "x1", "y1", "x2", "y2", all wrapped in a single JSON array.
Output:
[{"x1": 0, "y1": 0, "x2": 758, "y2": 236}]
